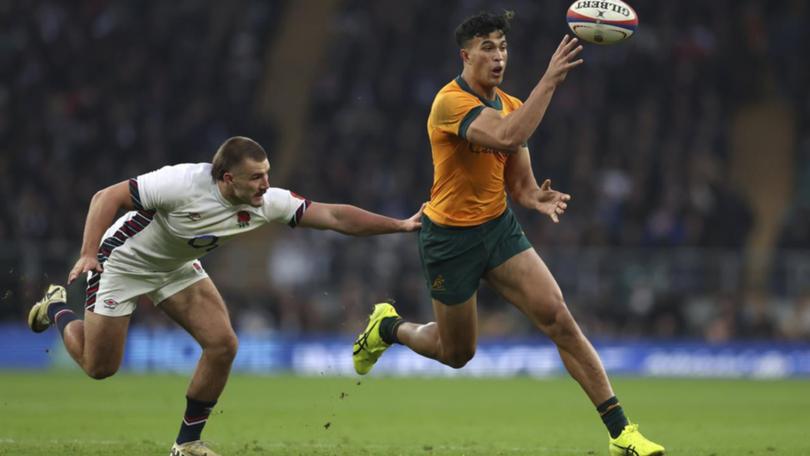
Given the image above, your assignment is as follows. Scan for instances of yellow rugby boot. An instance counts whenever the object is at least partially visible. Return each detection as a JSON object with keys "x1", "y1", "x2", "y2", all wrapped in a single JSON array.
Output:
[
  {"x1": 352, "y1": 302, "x2": 400, "y2": 375},
  {"x1": 170, "y1": 440, "x2": 220, "y2": 456},
  {"x1": 27, "y1": 285, "x2": 67, "y2": 333},
  {"x1": 609, "y1": 423, "x2": 665, "y2": 456}
]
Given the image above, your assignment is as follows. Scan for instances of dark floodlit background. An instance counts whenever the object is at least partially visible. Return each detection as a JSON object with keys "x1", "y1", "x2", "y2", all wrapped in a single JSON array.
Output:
[{"x1": 1, "y1": 1, "x2": 809, "y2": 376}]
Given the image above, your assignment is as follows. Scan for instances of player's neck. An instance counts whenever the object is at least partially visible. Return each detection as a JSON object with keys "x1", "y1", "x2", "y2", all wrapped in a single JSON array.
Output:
[
  {"x1": 216, "y1": 180, "x2": 240, "y2": 205},
  {"x1": 460, "y1": 71, "x2": 497, "y2": 101}
]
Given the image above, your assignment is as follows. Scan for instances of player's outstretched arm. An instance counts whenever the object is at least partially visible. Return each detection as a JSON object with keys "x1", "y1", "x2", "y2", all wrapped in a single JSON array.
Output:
[
  {"x1": 466, "y1": 35, "x2": 583, "y2": 152},
  {"x1": 67, "y1": 181, "x2": 134, "y2": 284},
  {"x1": 505, "y1": 148, "x2": 570, "y2": 223},
  {"x1": 297, "y1": 202, "x2": 422, "y2": 236}
]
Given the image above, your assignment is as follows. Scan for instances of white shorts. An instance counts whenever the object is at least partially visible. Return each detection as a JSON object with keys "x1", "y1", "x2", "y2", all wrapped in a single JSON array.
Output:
[{"x1": 85, "y1": 260, "x2": 208, "y2": 317}]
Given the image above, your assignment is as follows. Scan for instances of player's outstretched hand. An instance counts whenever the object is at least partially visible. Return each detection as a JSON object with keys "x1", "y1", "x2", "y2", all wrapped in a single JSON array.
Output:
[
  {"x1": 534, "y1": 179, "x2": 571, "y2": 223},
  {"x1": 68, "y1": 255, "x2": 103, "y2": 285},
  {"x1": 541, "y1": 35, "x2": 584, "y2": 88},
  {"x1": 401, "y1": 203, "x2": 425, "y2": 232}
]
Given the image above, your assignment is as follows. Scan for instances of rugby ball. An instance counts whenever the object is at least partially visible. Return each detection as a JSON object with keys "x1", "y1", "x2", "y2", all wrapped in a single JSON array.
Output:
[{"x1": 566, "y1": 0, "x2": 638, "y2": 45}]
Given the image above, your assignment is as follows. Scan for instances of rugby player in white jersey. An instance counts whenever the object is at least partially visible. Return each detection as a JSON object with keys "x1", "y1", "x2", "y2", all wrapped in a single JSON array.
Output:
[{"x1": 27, "y1": 136, "x2": 422, "y2": 456}]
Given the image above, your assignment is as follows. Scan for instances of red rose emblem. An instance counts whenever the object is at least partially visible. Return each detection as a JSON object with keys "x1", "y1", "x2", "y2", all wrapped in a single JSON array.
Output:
[{"x1": 237, "y1": 211, "x2": 251, "y2": 228}]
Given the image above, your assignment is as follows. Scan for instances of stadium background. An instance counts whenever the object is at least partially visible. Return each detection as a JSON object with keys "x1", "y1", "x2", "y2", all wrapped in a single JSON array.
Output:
[{"x1": 1, "y1": 0, "x2": 809, "y2": 378}]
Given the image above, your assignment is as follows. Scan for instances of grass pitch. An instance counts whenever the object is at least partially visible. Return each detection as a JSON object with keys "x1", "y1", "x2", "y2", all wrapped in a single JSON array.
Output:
[{"x1": 0, "y1": 372, "x2": 808, "y2": 455}]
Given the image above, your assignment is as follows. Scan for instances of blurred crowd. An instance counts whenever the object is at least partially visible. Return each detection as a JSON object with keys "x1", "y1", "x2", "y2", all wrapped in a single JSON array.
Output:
[{"x1": 2, "y1": 0, "x2": 809, "y2": 342}]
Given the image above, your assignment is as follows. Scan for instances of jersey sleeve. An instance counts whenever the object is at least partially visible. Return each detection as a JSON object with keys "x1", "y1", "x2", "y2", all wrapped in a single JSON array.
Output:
[
  {"x1": 261, "y1": 188, "x2": 311, "y2": 227},
  {"x1": 133, "y1": 164, "x2": 193, "y2": 212},
  {"x1": 430, "y1": 90, "x2": 485, "y2": 140}
]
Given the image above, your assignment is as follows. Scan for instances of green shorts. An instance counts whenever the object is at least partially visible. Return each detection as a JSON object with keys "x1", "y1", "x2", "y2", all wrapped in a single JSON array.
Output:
[{"x1": 417, "y1": 208, "x2": 532, "y2": 305}]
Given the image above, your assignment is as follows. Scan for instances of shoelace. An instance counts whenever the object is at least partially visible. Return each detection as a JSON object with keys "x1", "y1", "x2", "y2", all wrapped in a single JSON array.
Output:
[{"x1": 353, "y1": 320, "x2": 378, "y2": 355}]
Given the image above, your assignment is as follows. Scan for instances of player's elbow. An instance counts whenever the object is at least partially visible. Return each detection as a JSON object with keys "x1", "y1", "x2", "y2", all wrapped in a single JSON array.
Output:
[
  {"x1": 90, "y1": 188, "x2": 107, "y2": 204},
  {"x1": 494, "y1": 130, "x2": 526, "y2": 152}
]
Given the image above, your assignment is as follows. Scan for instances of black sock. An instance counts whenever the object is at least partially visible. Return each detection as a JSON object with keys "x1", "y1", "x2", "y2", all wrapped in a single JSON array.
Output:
[
  {"x1": 46, "y1": 302, "x2": 77, "y2": 338},
  {"x1": 379, "y1": 316, "x2": 403, "y2": 345},
  {"x1": 597, "y1": 396, "x2": 629, "y2": 439},
  {"x1": 176, "y1": 396, "x2": 217, "y2": 444}
]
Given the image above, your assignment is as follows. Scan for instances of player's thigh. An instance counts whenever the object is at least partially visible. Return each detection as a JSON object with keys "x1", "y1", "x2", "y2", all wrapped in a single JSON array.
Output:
[
  {"x1": 158, "y1": 277, "x2": 237, "y2": 349},
  {"x1": 484, "y1": 248, "x2": 566, "y2": 327},
  {"x1": 433, "y1": 293, "x2": 478, "y2": 356},
  {"x1": 82, "y1": 310, "x2": 131, "y2": 370},
  {"x1": 418, "y1": 213, "x2": 489, "y2": 306}
]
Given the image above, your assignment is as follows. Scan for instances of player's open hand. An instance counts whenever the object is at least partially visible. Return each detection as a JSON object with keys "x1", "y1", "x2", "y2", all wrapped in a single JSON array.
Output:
[
  {"x1": 68, "y1": 255, "x2": 103, "y2": 285},
  {"x1": 541, "y1": 35, "x2": 584, "y2": 88},
  {"x1": 534, "y1": 179, "x2": 571, "y2": 223},
  {"x1": 401, "y1": 203, "x2": 425, "y2": 232}
]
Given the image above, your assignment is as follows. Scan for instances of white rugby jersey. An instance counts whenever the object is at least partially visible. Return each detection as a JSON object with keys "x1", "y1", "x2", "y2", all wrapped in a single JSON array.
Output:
[{"x1": 98, "y1": 163, "x2": 309, "y2": 272}]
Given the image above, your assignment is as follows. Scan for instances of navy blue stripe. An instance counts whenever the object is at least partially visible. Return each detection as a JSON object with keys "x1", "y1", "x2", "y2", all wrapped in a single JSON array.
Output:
[
  {"x1": 129, "y1": 178, "x2": 143, "y2": 210},
  {"x1": 85, "y1": 272, "x2": 100, "y2": 310},
  {"x1": 96, "y1": 211, "x2": 155, "y2": 265},
  {"x1": 288, "y1": 200, "x2": 311, "y2": 228},
  {"x1": 567, "y1": 16, "x2": 637, "y2": 31}
]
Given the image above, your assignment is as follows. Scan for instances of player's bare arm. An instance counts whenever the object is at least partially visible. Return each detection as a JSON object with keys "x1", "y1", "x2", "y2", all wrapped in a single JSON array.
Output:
[
  {"x1": 298, "y1": 202, "x2": 422, "y2": 235},
  {"x1": 466, "y1": 35, "x2": 583, "y2": 152},
  {"x1": 67, "y1": 180, "x2": 134, "y2": 284},
  {"x1": 504, "y1": 147, "x2": 570, "y2": 223}
]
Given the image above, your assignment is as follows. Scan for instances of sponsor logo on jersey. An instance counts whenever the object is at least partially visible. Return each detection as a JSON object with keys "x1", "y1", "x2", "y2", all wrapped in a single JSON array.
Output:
[
  {"x1": 237, "y1": 211, "x2": 251, "y2": 228},
  {"x1": 103, "y1": 298, "x2": 119, "y2": 310},
  {"x1": 470, "y1": 143, "x2": 509, "y2": 158}
]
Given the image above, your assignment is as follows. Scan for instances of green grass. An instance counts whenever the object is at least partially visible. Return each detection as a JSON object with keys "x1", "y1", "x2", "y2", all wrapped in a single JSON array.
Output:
[{"x1": 0, "y1": 372, "x2": 808, "y2": 455}]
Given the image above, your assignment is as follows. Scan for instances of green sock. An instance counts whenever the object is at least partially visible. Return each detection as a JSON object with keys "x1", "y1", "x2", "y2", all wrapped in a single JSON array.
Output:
[
  {"x1": 379, "y1": 316, "x2": 403, "y2": 345},
  {"x1": 597, "y1": 396, "x2": 629, "y2": 438}
]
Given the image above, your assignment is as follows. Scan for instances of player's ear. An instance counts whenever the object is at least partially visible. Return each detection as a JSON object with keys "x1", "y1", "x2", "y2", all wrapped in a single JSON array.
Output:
[
  {"x1": 460, "y1": 48, "x2": 470, "y2": 65},
  {"x1": 222, "y1": 171, "x2": 234, "y2": 184}
]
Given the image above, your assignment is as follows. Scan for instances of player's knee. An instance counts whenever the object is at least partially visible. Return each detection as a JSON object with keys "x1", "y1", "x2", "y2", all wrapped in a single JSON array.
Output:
[
  {"x1": 541, "y1": 305, "x2": 579, "y2": 340},
  {"x1": 86, "y1": 364, "x2": 118, "y2": 380},
  {"x1": 444, "y1": 347, "x2": 475, "y2": 369},
  {"x1": 206, "y1": 332, "x2": 239, "y2": 363},
  {"x1": 535, "y1": 292, "x2": 568, "y2": 327}
]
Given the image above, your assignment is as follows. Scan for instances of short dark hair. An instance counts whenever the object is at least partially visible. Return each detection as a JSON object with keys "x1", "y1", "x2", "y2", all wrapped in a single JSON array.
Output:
[
  {"x1": 211, "y1": 136, "x2": 267, "y2": 181},
  {"x1": 454, "y1": 10, "x2": 514, "y2": 48}
]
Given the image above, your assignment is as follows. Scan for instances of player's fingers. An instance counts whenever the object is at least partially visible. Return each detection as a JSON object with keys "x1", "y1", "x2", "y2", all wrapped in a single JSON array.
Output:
[
  {"x1": 558, "y1": 34, "x2": 570, "y2": 50},
  {"x1": 67, "y1": 271, "x2": 77, "y2": 285},
  {"x1": 563, "y1": 37, "x2": 580, "y2": 54},
  {"x1": 541, "y1": 179, "x2": 551, "y2": 190},
  {"x1": 565, "y1": 59, "x2": 585, "y2": 69},
  {"x1": 566, "y1": 44, "x2": 584, "y2": 60},
  {"x1": 561, "y1": 193, "x2": 572, "y2": 201},
  {"x1": 558, "y1": 202, "x2": 568, "y2": 210},
  {"x1": 550, "y1": 212, "x2": 559, "y2": 223}
]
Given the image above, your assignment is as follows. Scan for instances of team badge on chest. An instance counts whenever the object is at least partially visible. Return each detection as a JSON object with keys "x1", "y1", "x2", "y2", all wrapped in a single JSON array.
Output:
[{"x1": 236, "y1": 210, "x2": 251, "y2": 228}]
